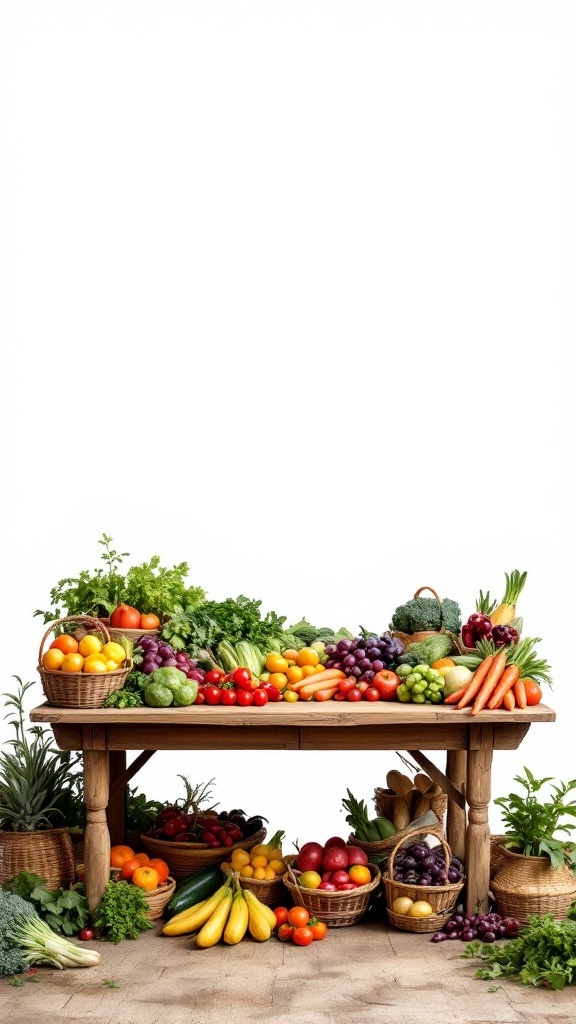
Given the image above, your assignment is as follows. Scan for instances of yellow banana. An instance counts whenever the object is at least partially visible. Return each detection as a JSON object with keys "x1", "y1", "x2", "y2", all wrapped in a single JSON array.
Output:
[
  {"x1": 196, "y1": 891, "x2": 234, "y2": 948},
  {"x1": 243, "y1": 888, "x2": 277, "y2": 930},
  {"x1": 246, "y1": 897, "x2": 272, "y2": 942},
  {"x1": 162, "y1": 882, "x2": 230, "y2": 936},
  {"x1": 223, "y1": 890, "x2": 249, "y2": 945}
]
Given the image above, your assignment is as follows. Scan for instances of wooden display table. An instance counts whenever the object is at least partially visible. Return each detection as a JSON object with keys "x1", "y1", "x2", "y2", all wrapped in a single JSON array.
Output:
[{"x1": 30, "y1": 701, "x2": 555, "y2": 914}]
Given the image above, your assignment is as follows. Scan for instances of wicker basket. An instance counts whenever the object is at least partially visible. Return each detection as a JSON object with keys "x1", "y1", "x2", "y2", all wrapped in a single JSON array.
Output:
[
  {"x1": 283, "y1": 863, "x2": 381, "y2": 927},
  {"x1": 491, "y1": 846, "x2": 576, "y2": 925},
  {"x1": 349, "y1": 817, "x2": 445, "y2": 860},
  {"x1": 383, "y1": 830, "x2": 465, "y2": 933},
  {"x1": 0, "y1": 827, "x2": 75, "y2": 890},
  {"x1": 490, "y1": 834, "x2": 507, "y2": 879},
  {"x1": 140, "y1": 829, "x2": 267, "y2": 882},
  {"x1": 38, "y1": 616, "x2": 132, "y2": 709},
  {"x1": 233, "y1": 872, "x2": 287, "y2": 906},
  {"x1": 390, "y1": 586, "x2": 455, "y2": 649},
  {"x1": 141, "y1": 876, "x2": 176, "y2": 920}
]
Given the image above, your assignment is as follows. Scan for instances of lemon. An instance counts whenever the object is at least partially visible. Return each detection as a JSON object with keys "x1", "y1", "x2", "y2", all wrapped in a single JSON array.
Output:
[
  {"x1": 101, "y1": 641, "x2": 126, "y2": 664},
  {"x1": 283, "y1": 690, "x2": 299, "y2": 703},
  {"x1": 83, "y1": 654, "x2": 108, "y2": 674},
  {"x1": 105, "y1": 659, "x2": 120, "y2": 672},
  {"x1": 79, "y1": 634, "x2": 103, "y2": 658}
]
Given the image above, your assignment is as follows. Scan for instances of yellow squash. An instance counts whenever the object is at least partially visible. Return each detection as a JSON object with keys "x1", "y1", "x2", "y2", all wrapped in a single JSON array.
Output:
[
  {"x1": 196, "y1": 891, "x2": 234, "y2": 948},
  {"x1": 243, "y1": 888, "x2": 277, "y2": 930},
  {"x1": 161, "y1": 882, "x2": 231, "y2": 936},
  {"x1": 223, "y1": 890, "x2": 249, "y2": 945}
]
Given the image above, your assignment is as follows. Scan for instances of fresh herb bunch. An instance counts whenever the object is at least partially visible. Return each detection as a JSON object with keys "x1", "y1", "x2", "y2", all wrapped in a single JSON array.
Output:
[
  {"x1": 102, "y1": 690, "x2": 143, "y2": 709},
  {"x1": 92, "y1": 880, "x2": 153, "y2": 943},
  {"x1": 162, "y1": 595, "x2": 290, "y2": 654},
  {"x1": 2, "y1": 873, "x2": 90, "y2": 936},
  {"x1": 476, "y1": 636, "x2": 552, "y2": 687},
  {"x1": 494, "y1": 767, "x2": 576, "y2": 869},
  {"x1": 0, "y1": 679, "x2": 81, "y2": 831},
  {"x1": 34, "y1": 534, "x2": 205, "y2": 623},
  {"x1": 463, "y1": 908, "x2": 576, "y2": 989}
]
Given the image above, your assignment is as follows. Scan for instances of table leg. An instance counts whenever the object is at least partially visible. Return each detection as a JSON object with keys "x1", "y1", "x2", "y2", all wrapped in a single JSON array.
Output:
[
  {"x1": 445, "y1": 750, "x2": 467, "y2": 862},
  {"x1": 465, "y1": 725, "x2": 493, "y2": 914},
  {"x1": 84, "y1": 750, "x2": 110, "y2": 911}
]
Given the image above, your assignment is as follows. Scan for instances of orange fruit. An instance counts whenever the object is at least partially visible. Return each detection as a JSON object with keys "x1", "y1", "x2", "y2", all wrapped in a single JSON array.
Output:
[
  {"x1": 83, "y1": 654, "x2": 108, "y2": 674},
  {"x1": 268, "y1": 672, "x2": 288, "y2": 690},
  {"x1": 148, "y1": 858, "x2": 170, "y2": 883},
  {"x1": 110, "y1": 845, "x2": 135, "y2": 868},
  {"x1": 78, "y1": 635, "x2": 103, "y2": 658},
  {"x1": 296, "y1": 648, "x2": 320, "y2": 668},
  {"x1": 134, "y1": 852, "x2": 150, "y2": 866},
  {"x1": 300, "y1": 665, "x2": 317, "y2": 678},
  {"x1": 60, "y1": 653, "x2": 85, "y2": 673},
  {"x1": 121, "y1": 856, "x2": 142, "y2": 881},
  {"x1": 50, "y1": 633, "x2": 79, "y2": 655},
  {"x1": 42, "y1": 649, "x2": 65, "y2": 671},
  {"x1": 132, "y1": 866, "x2": 160, "y2": 891},
  {"x1": 348, "y1": 864, "x2": 372, "y2": 886},
  {"x1": 286, "y1": 665, "x2": 304, "y2": 684},
  {"x1": 265, "y1": 653, "x2": 289, "y2": 673}
]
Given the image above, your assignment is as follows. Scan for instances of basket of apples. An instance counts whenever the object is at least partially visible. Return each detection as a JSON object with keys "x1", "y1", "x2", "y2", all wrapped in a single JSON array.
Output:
[{"x1": 283, "y1": 837, "x2": 381, "y2": 927}]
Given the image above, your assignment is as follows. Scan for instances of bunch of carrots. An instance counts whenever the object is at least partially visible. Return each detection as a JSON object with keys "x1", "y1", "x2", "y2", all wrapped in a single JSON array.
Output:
[
  {"x1": 445, "y1": 651, "x2": 529, "y2": 715},
  {"x1": 286, "y1": 668, "x2": 345, "y2": 701}
]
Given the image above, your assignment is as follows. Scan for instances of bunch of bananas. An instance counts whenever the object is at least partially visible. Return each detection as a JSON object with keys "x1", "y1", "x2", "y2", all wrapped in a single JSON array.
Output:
[{"x1": 161, "y1": 871, "x2": 277, "y2": 946}]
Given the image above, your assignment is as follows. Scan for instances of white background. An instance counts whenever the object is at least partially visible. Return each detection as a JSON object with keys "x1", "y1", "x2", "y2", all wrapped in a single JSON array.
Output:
[{"x1": 1, "y1": 1, "x2": 574, "y2": 854}]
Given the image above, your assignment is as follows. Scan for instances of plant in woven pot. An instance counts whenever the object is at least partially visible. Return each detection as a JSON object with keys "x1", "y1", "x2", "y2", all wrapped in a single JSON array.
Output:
[
  {"x1": 491, "y1": 767, "x2": 576, "y2": 925},
  {"x1": 0, "y1": 678, "x2": 80, "y2": 890}
]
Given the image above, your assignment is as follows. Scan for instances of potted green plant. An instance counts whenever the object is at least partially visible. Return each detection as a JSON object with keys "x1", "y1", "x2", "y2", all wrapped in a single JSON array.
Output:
[
  {"x1": 0, "y1": 678, "x2": 81, "y2": 890},
  {"x1": 491, "y1": 767, "x2": 576, "y2": 923}
]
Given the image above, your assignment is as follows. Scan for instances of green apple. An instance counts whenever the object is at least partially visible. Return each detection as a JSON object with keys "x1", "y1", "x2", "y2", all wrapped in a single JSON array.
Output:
[{"x1": 299, "y1": 870, "x2": 322, "y2": 889}]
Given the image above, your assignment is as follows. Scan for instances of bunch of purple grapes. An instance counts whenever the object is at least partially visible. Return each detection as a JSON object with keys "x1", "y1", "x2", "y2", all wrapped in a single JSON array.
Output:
[
  {"x1": 431, "y1": 909, "x2": 520, "y2": 943},
  {"x1": 136, "y1": 636, "x2": 205, "y2": 683},
  {"x1": 393, "y1": 842, "x2": 464, "y2": 886},
  {"x1": 325, "y1": 634, "x2": 404, "y2": 684}
]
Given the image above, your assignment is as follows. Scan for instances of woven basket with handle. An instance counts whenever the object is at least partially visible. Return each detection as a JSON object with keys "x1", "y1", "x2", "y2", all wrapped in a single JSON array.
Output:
[
  {"x1": 383, "y1": 830, "x2": 465, "y2": 933},
  {"x1": 390, "y1": 586, "x2": 451, "y2": 648},
  {"x1": 140, "y1": 876, "x2": 176, "y2": 920},
  {"x1": 37, "y1": 616, "x2": 132, "y2": 709},
  {"x1": 283, "y1": 862, "x2": 381, "y2": 927}
]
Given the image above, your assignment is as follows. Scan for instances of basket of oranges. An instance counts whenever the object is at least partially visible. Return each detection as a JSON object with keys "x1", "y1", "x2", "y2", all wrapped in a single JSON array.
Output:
[
  {"x1": 109, "y1": 845, "x2": 175, "y2": 920},
  {"x1": 38, "y1": 616, "x2": 132, "y2": 709}
]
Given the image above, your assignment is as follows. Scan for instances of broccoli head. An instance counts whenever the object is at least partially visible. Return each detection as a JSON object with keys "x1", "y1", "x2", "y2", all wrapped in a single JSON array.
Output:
[{"x1": 389, "y1": 596, "x2": 461, "y2": 635}]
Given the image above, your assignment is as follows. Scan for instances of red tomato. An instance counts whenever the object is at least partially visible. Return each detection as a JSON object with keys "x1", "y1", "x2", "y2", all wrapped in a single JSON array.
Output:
[
  {"x1": 220, "y1": 689, "x2": 237, "y2": 706},
  {"x1": 346, "y1": 688, "x2": 362, "y2": 702},
  {"x1": 277, "y1": 923, "x2": 294, "y2": 942},
  {"x1": 203, "y1": 685, "x2": 222, "y2": 705},
  {"x1": 292, "y1": 926, "x2": 314, "y2": 946},
  {"x1": 205, "y1": 669, "x2": 225, "y2": 685},
  {"x1": 232, "y1": 667, "x2": 253, "y2": 690},
  {"x1": 372, "y1": 670, "x2": 401, "y2": 701},
  {"x1": 110, "y1": 604, "x2": 141, "y2": 629},
  {"x1": 261, "y1": 682, "x2": 282, "y2": 702},
  {"x1": 523, "y1": 679, "x2": 542, "y2": 706},
  {"x1": 139, "y1": 613, "x2": 160, "y2": 630},
  {"x1": 310, "y1": 920, "x2": 328, "y2": 940},
  {"x1": 333, "y1": 691, "x2": 346, "y2": 701},
  {"x1": 287, "y1": 906, "x2": 310, "y2": 927},
  {"x1": 252, "y1": 688, "x2": 268, "y2": 707},
  {"x1": 338, "y1": 677, "x2": 356, "y2": 695},
  {"x1": 236, "y1": 689, "x2": 253, "y2": 707},
  {"x1": 364, "y1": 686, "x2": 380, "y2": 702},
  {"x1": 356, "y1": 680, "x2": 369, "y2": 694},
  {"x1": 79, "y1": 927, "x2": 95, "y2": 941},
  {"x1": 273, "y1": 907, "x2": 289, "y2": 928},
  {"x1": 194, "y1": 690, "x2": 206, "y2": 705}
]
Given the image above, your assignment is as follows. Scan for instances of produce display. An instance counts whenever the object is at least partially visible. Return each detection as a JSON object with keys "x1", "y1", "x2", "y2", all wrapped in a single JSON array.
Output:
[
  {"x1": 110, "y1": 846, "x2": 170, "y2": 891},
  {"x1": 462, "y1": 907, "x2": 576, "y2": 989},
  {"x1": 144, "y1": 776, "x2": 265, "y2": 848},
  {"x1": 162, "y1": 872, "x2": 278, "y2": 944}
]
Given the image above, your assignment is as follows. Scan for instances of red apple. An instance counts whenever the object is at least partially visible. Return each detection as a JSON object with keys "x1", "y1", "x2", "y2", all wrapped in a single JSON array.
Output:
[
  {"x1": 321, "y1": 871, "x2": 332, "y2": 882},
  {"x1": 323, "y1": 836, "x2": 347, "y2": 849},
  {"x1": 296, "y1": 848, "x2": 323, "y2": 872},
  {"x1": 322, "y1": 846, "x2": 349, "y2": 872},
  {"x1": 337, "y1": 883, "x2": 358, "y2": 891},
  {"x1": 372, "y1": 669, "x2": 401, "y2": 701},
  {"x1": 318, "y1": 882, "x2": 337, "y2": 891},
  {"x1": 345, "y1": 846, "x2": 369, "y2": 866},
  {"x1": 331, "y1": 870, "x2": 350, "y2": 886}
]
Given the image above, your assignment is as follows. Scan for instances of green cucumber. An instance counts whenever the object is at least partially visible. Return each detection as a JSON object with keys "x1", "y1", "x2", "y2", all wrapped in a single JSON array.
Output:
[{"x1": 165, "y1": 865, "x2": 224, "y2": 919}]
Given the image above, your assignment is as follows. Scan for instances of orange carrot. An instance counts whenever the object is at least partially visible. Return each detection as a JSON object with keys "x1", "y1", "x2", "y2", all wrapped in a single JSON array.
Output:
[
  {"x1": 487, "y1": 664, "x2": 520, "y2": 710},
  {"x1": 313, "y1": 687, "x2": 339, "y2": 702},
  {"x1": 300, "y1": 677, "x2": 343, "y2": 700},
  {"x1": 455, "y1": 656, "x2": 495, "y2": 709},
  {"x1": 503, "y1": 689, "x2": 516, "y2": 711},
  {"x1": 470, "y1": 650, "x2": 508, "y2": 716},
  {"x1": 444, "y1": 686, "x2": 472, "y2": 705},
  {"x1": 288, "y1": 670, "x2": 344, "y2": 692},
  {"x1": 513, "y1": 678, "x2": 527, "y2": 709}
]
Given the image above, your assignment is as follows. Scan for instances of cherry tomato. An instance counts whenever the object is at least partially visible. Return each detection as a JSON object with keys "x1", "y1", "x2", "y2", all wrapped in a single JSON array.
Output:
[
  {"x1": 261, "y1": 682, "x2": 282, "y2": 702},
  {"x1": 346, "y1": 688, "x2": 362, "y2": 702},
  {"x1": 203, "y1": 685, "x2": 222, "y2": 705},
  {"x1": 236, "y1": 689, "x2": 254, "y2": 707},
  {"x1": 79, "y1": 927, "x2": 95, "y2": 941},
  {"x1": 273, "y1": 906, "x2": 289, "y2": 928},
  {"x1": 292, "y1": 926, "x2": 314, "y2": 946},
  {"x1": 252, "y1": 688, "x2": 268, "y2": 707},
  {"x1": 194, "y1": 691, "x2": 206, "y2": 705},
  {"x1": 204, "y1": 669, "x2": 225, "y2": 685},
  {"x1": 277, "y1": 923, "x2": 294, "y2": 942},
  {"x1": 220, "y1": 689, "x2": 237, "y2": 706},
  {"x1": 139, "y1": 613, "x2": 161, "y2": 630},
  {"x1": 333, "y1": 691, "x2": 347, "y2": 701},
  {"x1": 338, "y1": 677, "x2": 356, "y2": 695},
  {"x1": 364, "y1": 686, "x2": 380, "y2": 702},
  {"x1": 287, "y1": 906, "x2": 310, "y2": 928},
  {"x1": 232, "y1": 667, "x2": 253, "y2": 690},
  {"x1": 163, "y1": 816, "x2": 187, "y2": 838},
  {"x1": 523, "y1": 679, "x2": 542, "y2": 706},
  {"x1": 309, "y1": 919, "x2": 328, "y2": 940}
]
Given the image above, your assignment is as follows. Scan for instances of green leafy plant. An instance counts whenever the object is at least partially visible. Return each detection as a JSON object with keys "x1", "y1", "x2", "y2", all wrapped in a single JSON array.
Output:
[
  {"x1": 494, "y1": 767, "x2": 576, "y2": 870},
  {"x1": 2, "y1": 873, "x2": 89, "y2": 936},
  {"x1": 126, "y1": 787, "x2": 165, "y2": 835},
  {"x1": 463, "y1": 907, "x2": 576, "y2": 989},
  {"x1": 0, "y1": 680, "x2": 81, "y2": 831},
  {"x1": 92, "y1": 880, "x2": 153, "y2": 943}
]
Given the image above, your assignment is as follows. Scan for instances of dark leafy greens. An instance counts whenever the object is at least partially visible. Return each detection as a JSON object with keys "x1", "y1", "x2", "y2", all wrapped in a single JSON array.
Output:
[
  {"x1": 2, "y1": 873, "x2": 90, "y2": 936},
  {"x1": 463, "y1": 908, "x2": 576, "y2": 989}
]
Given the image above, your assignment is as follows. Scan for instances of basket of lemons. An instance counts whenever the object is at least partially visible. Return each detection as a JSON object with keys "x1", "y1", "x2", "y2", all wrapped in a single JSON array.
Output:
[
  {"x1": 38, "y1": 616, "x2": 132, "y2": 708},
  {"x1": 221, "y1": 831, "x2": 288, "y2": 906}
]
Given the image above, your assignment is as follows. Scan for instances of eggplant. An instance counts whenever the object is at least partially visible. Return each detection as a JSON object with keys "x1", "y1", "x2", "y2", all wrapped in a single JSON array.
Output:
[{"x1": 242, "y1": 815, "x2": 268, "y2": 837}]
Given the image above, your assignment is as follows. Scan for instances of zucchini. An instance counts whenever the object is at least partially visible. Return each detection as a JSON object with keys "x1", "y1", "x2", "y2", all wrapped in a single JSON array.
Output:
[{"x1": 165, "y1": 865, "x2": 224, "y2": 919}]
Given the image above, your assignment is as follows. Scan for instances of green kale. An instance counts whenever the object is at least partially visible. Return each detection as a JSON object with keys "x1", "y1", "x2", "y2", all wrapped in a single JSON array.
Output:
[
  {"x1": 92, "y1": 880, "x2": 153, "y2": 943},
  {"x1": 390, "y1": 596, "x2": 461, "y2": 635},
  {"x1": 463, "y1": 911, "x2": 576, "y2": 989},
  {"x1": 161, "y1": 595, "x2": 289, "y2": 654}
]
